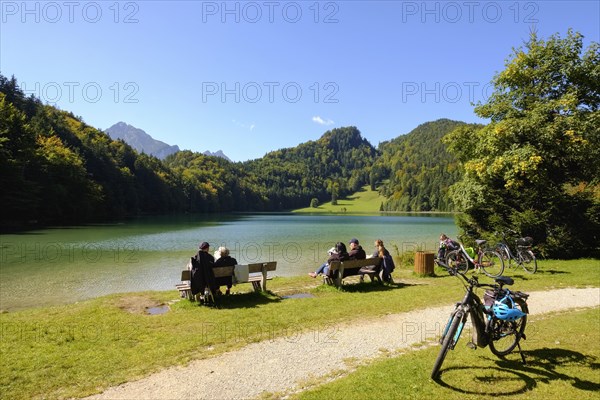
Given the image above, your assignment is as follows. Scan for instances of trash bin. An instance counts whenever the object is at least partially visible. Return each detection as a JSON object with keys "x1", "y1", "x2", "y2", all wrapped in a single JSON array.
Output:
[{"x1": 414, "y1": 251, "x2": 435, "y2": 276}]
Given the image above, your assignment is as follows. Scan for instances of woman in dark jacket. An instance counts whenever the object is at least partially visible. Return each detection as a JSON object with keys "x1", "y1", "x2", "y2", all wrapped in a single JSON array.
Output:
[
  {"x1": 308, "y1": 242, "x2": 349, "y2": 278},
  {"x1": 372, "y1": 239, "x2": 395, "y2": 282},
  {"x1": 213, "y1": 246, "x2": 237, "y2": 295}
]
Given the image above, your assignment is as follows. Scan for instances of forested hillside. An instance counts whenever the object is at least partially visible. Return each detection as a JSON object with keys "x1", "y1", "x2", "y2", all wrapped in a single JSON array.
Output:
[
  {"x1": 0, "y1": 76, "x2": 186, "y2": 225},
  {"x1": 1, "y1": 73, "x2": 458, "y2": 227},
  {"x1": 374, "y1": 119, "x2": 474, "y2": 212},
  {"x1": 0, "y1": 75, "x2": 384, "y2": 227},
  {"x1": 244, "y1": 127, "x2": 377, "y2": 210}
]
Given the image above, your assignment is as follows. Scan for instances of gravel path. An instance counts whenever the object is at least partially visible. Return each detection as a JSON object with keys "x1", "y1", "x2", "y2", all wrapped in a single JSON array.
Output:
[{"x1": 87, "y1": 287, "x2": 599, "y2": 400}]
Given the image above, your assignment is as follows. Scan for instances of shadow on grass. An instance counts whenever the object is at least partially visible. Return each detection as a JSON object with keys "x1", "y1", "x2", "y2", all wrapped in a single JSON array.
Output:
[
  {"x1": 335, "y1": 281, "x2": 417, "y2": 293},
  {"x1": 210, "y1": 291, "x2": 282, "y2": 309},
  {"x1": 535, "y1": 270, "x2": 570, "y2": 275},
  {"x1": 504, "y1": 347, "x2": 600, "y2": 391},
  {"x1": 435, "y1": 347, "x2": 599, "y2": 394},
  {"x1": 434, "y1": 365, "x2": 535, "y2": 395}
]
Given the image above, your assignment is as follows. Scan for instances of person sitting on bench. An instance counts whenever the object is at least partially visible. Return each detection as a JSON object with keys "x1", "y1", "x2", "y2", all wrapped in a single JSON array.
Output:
[
  {"x1": 308, "y1": 242, "x2": 349, "y2": 278},
  {"x1": 348, "y1": 238, "x2": 366, "y2": 260},
  {"x1": 213, "y1": 246, "x2": 237, "y2": 295},
  {"x1": 191, "y1": 241, "x2": 216, "y2": 301}
]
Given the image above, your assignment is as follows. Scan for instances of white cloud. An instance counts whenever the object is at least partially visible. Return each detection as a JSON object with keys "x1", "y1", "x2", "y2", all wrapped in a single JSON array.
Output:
[
  {"x1": 312, "y1": 116, "x2": 334, "y2": 126},
  {"x1": 232, "y1": 119, "x2": 256, "y2": 131}
]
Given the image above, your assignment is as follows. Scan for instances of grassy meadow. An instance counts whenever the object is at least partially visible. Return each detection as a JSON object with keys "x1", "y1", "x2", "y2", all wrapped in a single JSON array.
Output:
[
  {"x1": 293, "y1": 186, "x2": 388, "y2": 214},
  {"x1": 0, "y1": 259, "x2": 598, "y2": 399}
]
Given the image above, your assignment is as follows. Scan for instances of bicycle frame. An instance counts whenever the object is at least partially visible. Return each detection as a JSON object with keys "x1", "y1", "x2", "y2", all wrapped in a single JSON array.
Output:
[
  {"x1": 456, "y1": 243, "x2": 480, "y2": 266},
  {"x1": 496, "y1": 241, "x2": 516, "y2": 261},
  {"x1": 441, "y1": 278, "x2": 491, "y2": 350}
]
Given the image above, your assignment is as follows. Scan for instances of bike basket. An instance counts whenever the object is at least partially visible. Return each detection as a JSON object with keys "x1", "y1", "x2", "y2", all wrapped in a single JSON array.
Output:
[
  {"x1": 517, "y1": 236, "x2": 533, "y2": 246},
  {"x1": 484, "y1": 290, "x2": 496, "y2": 308}
]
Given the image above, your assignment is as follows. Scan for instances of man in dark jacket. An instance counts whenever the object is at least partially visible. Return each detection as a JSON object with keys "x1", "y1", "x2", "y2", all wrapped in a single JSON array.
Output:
[
  {"x1": 348, "y1": 238, "x2": 366, "y2": 260},
  {"x1": 191, "y1": 241, "x2": 216, "y2": 300},
  {"x1": 345, "y1": 238, "x2": 366, "y2": 278}
]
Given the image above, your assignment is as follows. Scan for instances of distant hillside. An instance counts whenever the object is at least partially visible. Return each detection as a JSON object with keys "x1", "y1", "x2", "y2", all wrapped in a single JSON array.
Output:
[
  {"x1": 105, "y1": 122, "x2": 180, "y2": 159},
  {"x1": 374, "y1": 119, "x2": 480, "y2": 212}
]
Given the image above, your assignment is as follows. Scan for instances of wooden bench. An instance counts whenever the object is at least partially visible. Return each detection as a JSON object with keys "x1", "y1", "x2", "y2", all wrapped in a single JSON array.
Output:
[
  {"x1": 324, "y1": 258, "x2": 383, "y2": 288},
  {"x1": 213, "y1": 261, "x2": 277, "y2": 292},
  {"x1": 176, "y1": 270, "x2": 193, "y2": 300},
  {"x1": 176, "y1": 262, "x2": 277, "y2": 299}
]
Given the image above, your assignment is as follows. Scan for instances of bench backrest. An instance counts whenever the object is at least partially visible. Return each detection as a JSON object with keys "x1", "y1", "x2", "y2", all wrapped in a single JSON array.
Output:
[
  {"x1": 213, "y1": 266, "x2": 235, "y2": 278},
  {"x1": 212, "y1": 262, "x2": 277, "y2": 278},
  {"x1": 263, "y1": 261, "x2": 277, "y2": 271},
  {"x1": 328, "y1": 257, "x2": 381, "y2": 272}
]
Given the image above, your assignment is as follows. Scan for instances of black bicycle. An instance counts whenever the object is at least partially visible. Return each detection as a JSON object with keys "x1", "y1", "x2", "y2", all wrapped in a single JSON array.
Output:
[
  {"x1": 495, "y1": 230, "x2": 537, "y2": 274},
  {"x1": 431, "y1": 269, "x2": 529, "y2": 380},
  {"x1": 444, "y1": 237, "x2": 505, "y2": 278}
]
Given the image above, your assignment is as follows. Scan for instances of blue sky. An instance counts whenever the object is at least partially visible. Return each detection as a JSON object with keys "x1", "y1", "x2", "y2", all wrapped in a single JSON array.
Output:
[{"x1": 1, "y1": 1, "x2": 598, "y2": 161}]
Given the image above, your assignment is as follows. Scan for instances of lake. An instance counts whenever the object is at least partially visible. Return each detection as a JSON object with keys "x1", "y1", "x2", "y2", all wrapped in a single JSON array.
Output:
[{"x1": 0, "y1": 213, "x2": 457, "y2": 311}]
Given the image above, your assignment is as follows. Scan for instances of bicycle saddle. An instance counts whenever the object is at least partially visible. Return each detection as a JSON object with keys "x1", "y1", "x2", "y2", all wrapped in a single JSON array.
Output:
[
  {"x1": 475, "y1": 239, "x2": 487, "y2": 246},
  {"x1": 495, "y1": 276, "x2": 514, "y2": 286}
]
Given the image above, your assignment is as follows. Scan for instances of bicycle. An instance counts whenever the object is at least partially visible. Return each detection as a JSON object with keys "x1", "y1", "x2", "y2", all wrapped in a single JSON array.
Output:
[
  {"x1": 445, "y1": 237, "x2": 505, "y2": 278},
  {"x1": 431, "y1": 269, "x2": 529, "y2": 380},
  {"x1": 495, "y1": 230, "x2": 537, "y2": 274}
]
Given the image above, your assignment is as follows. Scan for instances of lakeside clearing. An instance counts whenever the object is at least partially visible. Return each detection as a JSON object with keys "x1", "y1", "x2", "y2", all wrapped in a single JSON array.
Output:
[
  {"x1": 1, "y1": 259, "x2": 599, "y2": 399},
  {"x1": 293, "y1": 186, "x2": 389, "y2": 214}
]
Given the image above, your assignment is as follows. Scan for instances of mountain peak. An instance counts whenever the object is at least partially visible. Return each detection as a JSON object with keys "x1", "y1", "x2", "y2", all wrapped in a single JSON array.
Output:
[
  {"x1": 105, "y1": 122, "x2": 180, "y2": 160},
  {"x1": 203, "y1": 150, "x2": 231, "y2": 162}
]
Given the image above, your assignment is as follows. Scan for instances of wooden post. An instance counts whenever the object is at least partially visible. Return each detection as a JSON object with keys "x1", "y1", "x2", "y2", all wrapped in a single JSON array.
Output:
[
  {"x1": 415, "y1": 251, "x2": 435, "y2": 276},
  {"x1": 261, "y1": 263, "x2": 268, "y2": 291},
  {"x1": 336, "y1": 264, "x2": 344, "y2": 288}
]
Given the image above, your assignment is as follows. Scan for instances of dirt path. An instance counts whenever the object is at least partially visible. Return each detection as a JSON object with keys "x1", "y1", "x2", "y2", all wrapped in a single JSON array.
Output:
[{"x1": 86, "y1": 287, "x2": 599, "y2": 400}]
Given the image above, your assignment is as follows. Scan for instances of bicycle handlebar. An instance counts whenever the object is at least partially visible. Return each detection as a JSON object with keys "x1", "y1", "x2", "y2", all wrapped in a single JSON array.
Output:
[{"x1": 450, "y1": 267, "x2": 500, "y2": 290}]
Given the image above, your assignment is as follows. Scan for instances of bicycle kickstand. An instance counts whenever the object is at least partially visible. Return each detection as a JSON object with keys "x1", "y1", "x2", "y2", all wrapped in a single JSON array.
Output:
[{"x1": 516, "y1": 341, "x2": 527, "y2": 365}]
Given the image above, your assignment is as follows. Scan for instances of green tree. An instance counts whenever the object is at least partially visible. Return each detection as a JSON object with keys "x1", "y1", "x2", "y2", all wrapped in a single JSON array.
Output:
[
  {"x1": 445, "y1": 30, "x2": 600, "y2": 257},
  {"x1": 310, "y1": 198, "x2": 319, "y2": 208}
]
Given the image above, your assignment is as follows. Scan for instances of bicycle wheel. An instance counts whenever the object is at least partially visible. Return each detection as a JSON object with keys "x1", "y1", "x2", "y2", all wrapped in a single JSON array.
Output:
[
  {"x1": 480, "y1": 250, "x2": 505, "y2": 277},
  {"x1": 489, "y1": 300, "x2": 528, "y2": 356},
  {"x1": 446, "y1": 250, "x2": 469, "y2": 274},
  {"x1": 431, "y1": 310, "x2": 463, "y2": 379},
  {"x1": 519, "y1": 250, "x2": 537, "y2": 274}
]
